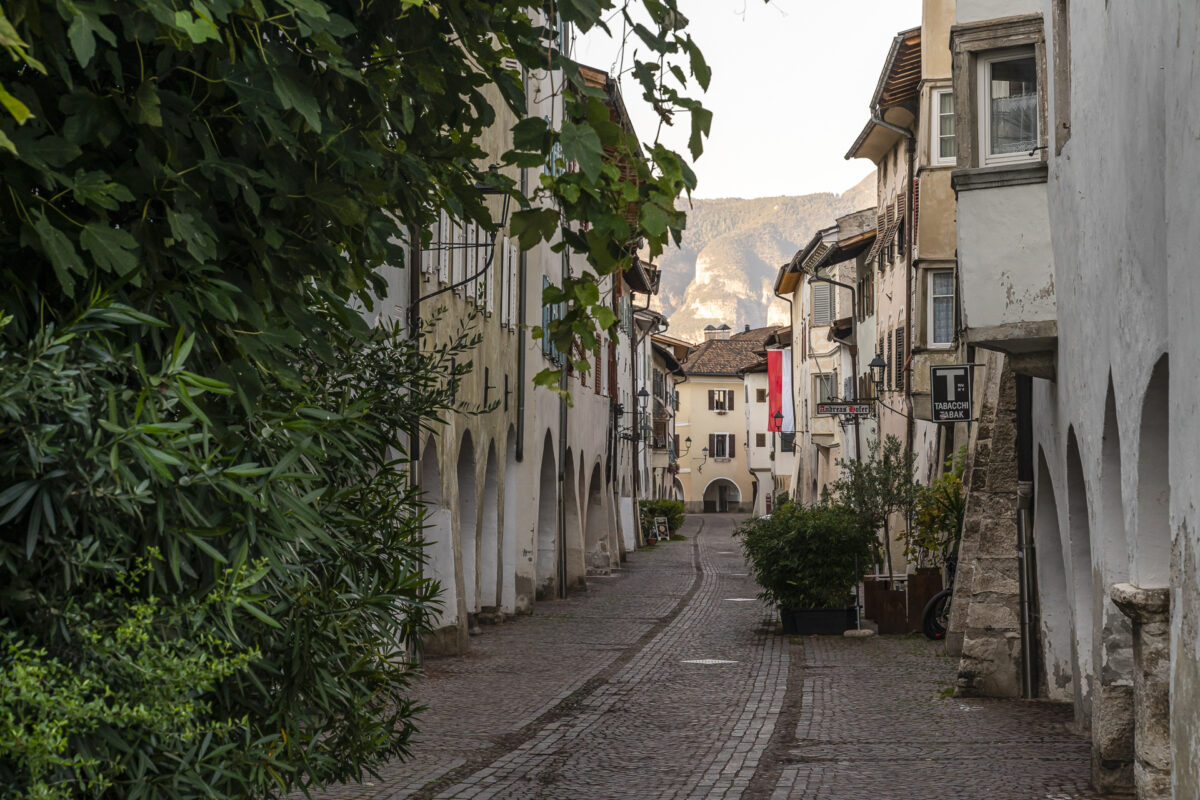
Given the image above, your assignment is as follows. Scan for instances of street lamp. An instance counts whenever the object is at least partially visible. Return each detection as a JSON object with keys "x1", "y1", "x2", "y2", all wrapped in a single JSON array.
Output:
[
  {"x1": 679, "y1": 436, "x2": 693, "y2": 456},
  {"x1": 868, "y1": 353, "x2": 887, "y2": 396},
  {"x1": 697, "y1": 445, "x2": 708, "y2": 473}
]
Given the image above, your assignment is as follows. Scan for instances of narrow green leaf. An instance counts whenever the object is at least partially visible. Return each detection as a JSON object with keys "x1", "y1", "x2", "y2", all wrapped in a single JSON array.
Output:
[
  {"x1": 33, "y1": 212, "x2": 82, "y2": 296},
  {"x1": 0, "y1": 82, "x2": 32, "y2": 124}
]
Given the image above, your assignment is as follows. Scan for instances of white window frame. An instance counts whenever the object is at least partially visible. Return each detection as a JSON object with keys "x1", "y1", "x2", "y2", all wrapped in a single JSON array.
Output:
[
  {"x1": 927, "y1": 270, "x2": 956, "y2": 349},
  {"x1": 978, "y1": 47, "x2": 1040, "y2": 167},
  {"x1": 712, "y1": 432, "x2": 733, "y2": 460},
  {"x1": 813, "y1": 373, "x2": 836, "y2": 406},
  {"x1": 931, "y1": 87, "x2": 956, "y2": 166}
]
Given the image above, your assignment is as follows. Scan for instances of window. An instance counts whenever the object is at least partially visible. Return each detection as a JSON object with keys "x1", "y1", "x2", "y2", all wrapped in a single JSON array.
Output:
[
  {"x1": 933, "y1": 88, "x2": 956, "y2": 165},
  {"x1": 756, "y1": 433, "x2": 767, "y2": 448},
  {"x1": 780, "y1": 432, "x2": 796, "y2": 452},
  {"x1": 814, "y1": 373, "x2": 836, "y2": 405},
  {"x1": 885, "y1": 331, "x2": 893, "y2": 390},
  {"x1": 981, "y1": 50, "x2": 1039, "y2": 165},
  {"x1": 708, "y1": 389, "x2": 735, "y2": 412},
  {"x1": 894, "y1": 327, "x2": 907, "y2": 390},
  {"x1": 929, "y1": 271, "x2": 955, "y2": 347},
  {"x1": 756, "y1": 388, "x2": 767, "y2": 403},
  {"x1": 708, "y1": 433, "x2": 735, "y2": 459}
]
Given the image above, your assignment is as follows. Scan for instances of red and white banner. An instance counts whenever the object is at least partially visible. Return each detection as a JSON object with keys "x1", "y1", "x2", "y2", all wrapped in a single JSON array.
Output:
[{"x1": 767, "y1": 349, "x2": 794, "y2": 432}]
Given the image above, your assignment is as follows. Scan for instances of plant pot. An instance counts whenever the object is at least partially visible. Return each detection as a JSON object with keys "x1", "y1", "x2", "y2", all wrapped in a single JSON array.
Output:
[{"x1": 779, "y1": 605, "x2": 857, "y2": 636}]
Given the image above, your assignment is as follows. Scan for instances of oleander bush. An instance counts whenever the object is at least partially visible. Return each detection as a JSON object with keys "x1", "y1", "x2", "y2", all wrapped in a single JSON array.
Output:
[
  {"x1": 735, "y1": 502, "x2": 873, "y2": 610},
  {"x1": 640, "y1": 499, "x2": 686, "y2": 536}
]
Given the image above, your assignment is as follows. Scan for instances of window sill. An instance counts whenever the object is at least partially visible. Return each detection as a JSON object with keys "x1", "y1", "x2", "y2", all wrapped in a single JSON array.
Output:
[
  {"x1": 714, "y1": 457, "x2": 733, "y2": 463},
  {"x1": 951, "y1": 162, "x2": 1047, "y2": 192}
]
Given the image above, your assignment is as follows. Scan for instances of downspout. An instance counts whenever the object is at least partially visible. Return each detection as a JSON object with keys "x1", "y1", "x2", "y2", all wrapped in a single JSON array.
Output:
[
  {"x1": 516, "y1": 158, "x2": 528, "y2": 463},
  {"x1": 557, "y1": 232, "x2": 569, "y2": 598}
]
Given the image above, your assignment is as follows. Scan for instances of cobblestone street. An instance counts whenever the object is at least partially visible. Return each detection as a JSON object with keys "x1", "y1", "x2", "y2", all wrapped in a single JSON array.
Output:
[{"x1": 314, "y1": 514, "x2": 1103, "y2": 800}]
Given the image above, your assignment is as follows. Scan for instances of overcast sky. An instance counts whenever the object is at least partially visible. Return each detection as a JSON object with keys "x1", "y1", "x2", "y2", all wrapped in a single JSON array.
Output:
[{"x1": 575, "y1": 0, "x2": 921, "y2": 199}]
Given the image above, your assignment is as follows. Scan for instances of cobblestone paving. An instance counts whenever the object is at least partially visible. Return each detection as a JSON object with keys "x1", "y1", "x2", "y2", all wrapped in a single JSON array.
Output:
[{"x1": 312, "y1": 514, "x2": 1103, "y2": 800}]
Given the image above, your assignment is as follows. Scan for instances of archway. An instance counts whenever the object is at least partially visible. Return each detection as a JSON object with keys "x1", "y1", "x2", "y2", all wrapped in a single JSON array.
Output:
[
  {"x1": 703, "y1": 477, "x2": 741, "y2": 513},
  {"x1": 584, "y1": 462, "x2": 609, "y2": 573},
  {"x1": 1034, "y1": 448, "x2": 1072, "y2": 701},
  {"x1": 673, "y1": 477, "x2": 685, "y2": 502},
  {"x1": 457, "y1": 432, "x2": 478, "y2": 614},
  {"x1": 1134, "y1": 355, "x2": 1170, "y2": 587},
  {"x1": 420, "y1": 436, "x2": 457, "y2": 631},
  {"x1": 501, "y1": 427, "x2": 518, "y2": 612},
  {"x1": 1120, "y1": 354, "x2": 1172, "y2": 799},
  {"x1": 562, "y1": 449, "x2": 582, "y2": 593},
  {"x1": 618, "y1": 477, "x2": 636, "y2": 552},
  {"x1": 479, "y1": 443, "x2": 499, "y2": 611},
  {"x1": 1093, "y1": 385, "x2": 1134, "y2": 793},
  {"x1": 1066, "y1": 427, "x2": 1095, "y2": 729},
  {"x1": 536, "y1": 432, "x2": 558, "y2": 600}
]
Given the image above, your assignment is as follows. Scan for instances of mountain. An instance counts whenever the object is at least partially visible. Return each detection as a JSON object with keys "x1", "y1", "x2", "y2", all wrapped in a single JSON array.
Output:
[{"x1": 652, "y1": 173, "x2": 876, "y2": 344}]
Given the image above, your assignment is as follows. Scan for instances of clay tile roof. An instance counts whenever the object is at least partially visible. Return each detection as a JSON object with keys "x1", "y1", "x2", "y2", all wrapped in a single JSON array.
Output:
[{"x1": 683, "y1": 326, "x2": 782, "y2": 376}]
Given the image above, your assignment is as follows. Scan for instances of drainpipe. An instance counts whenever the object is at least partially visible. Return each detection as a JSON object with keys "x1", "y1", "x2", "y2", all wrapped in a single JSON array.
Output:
[{"x1": 516, "y1": 158, "x2": 528, "y2": 463}]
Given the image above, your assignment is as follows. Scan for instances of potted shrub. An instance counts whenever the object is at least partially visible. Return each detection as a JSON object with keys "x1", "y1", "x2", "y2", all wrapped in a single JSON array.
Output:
[{"x1": 735, "y1": 500, "x2": 874, "y2": 635}]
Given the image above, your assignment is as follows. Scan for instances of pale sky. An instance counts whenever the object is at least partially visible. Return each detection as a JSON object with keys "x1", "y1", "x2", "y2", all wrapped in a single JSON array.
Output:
[{"x1": 575, "y1": 0, "x2": 921, "y2": 199}]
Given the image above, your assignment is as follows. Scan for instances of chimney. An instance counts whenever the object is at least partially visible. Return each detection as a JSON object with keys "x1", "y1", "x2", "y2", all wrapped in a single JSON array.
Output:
[
  {"x1": 744, "y1": 324, "x2": 750, "y2": 333},
  {"x1": 704, "y1": 324, "x2": 732, "y2": 341}
]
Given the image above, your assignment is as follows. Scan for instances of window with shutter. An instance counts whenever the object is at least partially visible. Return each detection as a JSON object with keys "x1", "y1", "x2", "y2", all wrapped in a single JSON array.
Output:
[
  {"x1": 595, "y1": 349, "x2": 602, "y2": 395},
  {"x1": 756, "y1": 388, "x2": 767, "y2": 403},
  {"x1": 886, "y1": 332, "x2": 893, "y2": 390},
  {"x1": 756, "y1": 433, "x2": 766, "y2": 448},
  {"x1": 895, "y1": 327, "x2": 906, "y2": 390},
  {"x1": 708, "y1": 390, "x2": 715, "y2": 410},
  {"x1": 438, "y1": 211, "x2": 451, "y2": 283},
  {"x1": 708, "y1": 433, "x2": 716, "y2": 456},
  {"x1": 727, "y1": 389, "x2": 734, "y2": 411},
  {"x1": 673, "y1": 434, "x2": 680, "y2": 456},
  {"x1": 728, "y1": 433, "x2": 735, "y2": 454},
  {"x1": 812, "y1": 282, "x2": 832, "y2": 326}
]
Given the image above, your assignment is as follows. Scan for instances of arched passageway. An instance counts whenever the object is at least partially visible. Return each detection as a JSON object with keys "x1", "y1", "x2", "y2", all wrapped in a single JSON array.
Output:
[
  {"x1": 562, "y1": 450, "x2": 583, "y2": 593},
  {"x1": 703, "y1": 477, "x2": 741, "y2": 513},
  {"x1": 479, "y1": 443, "x2": 499, "y2": 611},
  {"x1": 1135, "y1": 356, "x2": 1170, "y2": 588},
  {"x1": 1066, "y1": 428, "x2": 1095, "y2": 729},
  {"x1": 501, "y1": 428, "x2": 518, "y2": 612},
  {"x1": 457, "y1": 432, "x2": 478, "y2": 614},
  {"x1": 584, "y1": 463, "x2": 610, "y2": 573},
  {"x1": 420, "y1": 437, "x2": 456, "y2": 631},
  {"x1": 1034, "y1": 448, "x2": 1072, "y2": 702},
  {"x1": 536, "y1": 432, "x2": 558, "y2": 601},
  {"x1": 1115, "y1": 354, "x2": 1172, "y2": 799},
  {"x1": 673, "y1": 477, "x2": 685, "y2": 502},
  {"x1": 1093, "y1": 384, "x2": 1134, "y2": 793}
]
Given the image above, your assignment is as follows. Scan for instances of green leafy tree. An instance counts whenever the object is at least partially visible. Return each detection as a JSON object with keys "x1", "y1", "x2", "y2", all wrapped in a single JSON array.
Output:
[
  {"x1": 906, "y1": 446, "x2": 968, "y2": 567},
  {"x1": 0, "y1": 0, "x2": 714, "y2": 796},
  {"x1": 829, "y1": 435, "x2": 918, "y2": 583}
]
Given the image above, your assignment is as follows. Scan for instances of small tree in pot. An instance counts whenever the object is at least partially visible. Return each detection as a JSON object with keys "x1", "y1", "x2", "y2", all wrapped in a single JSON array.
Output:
[{"x1": 735, "y1": 500, "x2": 874, "y2": 635}]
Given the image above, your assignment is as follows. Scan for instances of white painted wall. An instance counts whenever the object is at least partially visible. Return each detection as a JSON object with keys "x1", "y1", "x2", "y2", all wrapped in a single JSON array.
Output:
[{"x1": 957, "y1": 184, "x2": 1056, "y2": 332}]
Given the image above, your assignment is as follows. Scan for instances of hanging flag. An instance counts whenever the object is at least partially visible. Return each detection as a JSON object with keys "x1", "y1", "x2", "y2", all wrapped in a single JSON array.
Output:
[{"x1": 767, "y1": 349, "x2": 794, "y2": 432}]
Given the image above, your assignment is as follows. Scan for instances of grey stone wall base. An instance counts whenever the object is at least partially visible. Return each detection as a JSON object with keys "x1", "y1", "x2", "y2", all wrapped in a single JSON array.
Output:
[
  {"x1": 949, "y1": 355, "x2": 1026, "y2": 699},
  {"x1": 423, "y1": 623, "x2": 467, "y2": 657}
]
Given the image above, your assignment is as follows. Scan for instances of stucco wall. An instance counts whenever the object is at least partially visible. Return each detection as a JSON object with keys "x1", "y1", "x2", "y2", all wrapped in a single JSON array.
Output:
[
  {"x1": 1167, "y1": 1, "x2": 1200, "y2": 795},
  {"x1": 957, "y1": 183, "x2": 1056, "y2": 332},
  {"x1": 677, "y1": 375, "x2": 755, "y2": 512},
  {"x1": 957, "y1": 0, "x2": 1041, "y2": 24}
]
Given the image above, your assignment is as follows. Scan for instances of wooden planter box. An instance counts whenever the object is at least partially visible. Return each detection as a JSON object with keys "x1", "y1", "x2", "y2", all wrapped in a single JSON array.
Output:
[
  {"x1": 780, "y1": 605, "x2": 857, "y2": 636},
  {"x1": 863, "y1": 578, "x2": 908, "y2": 635},
  {"x1": 906, "y1": 567, "x2": 945, "y2": 631}
]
